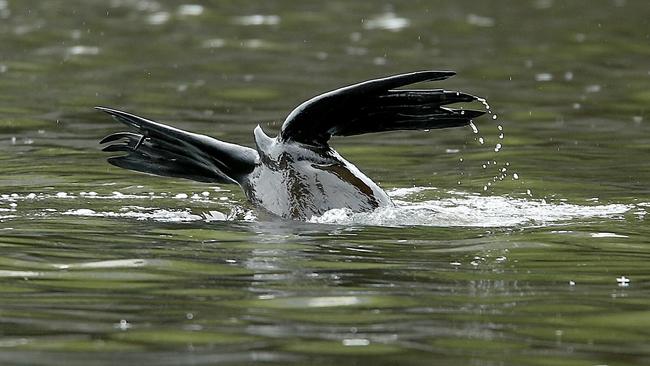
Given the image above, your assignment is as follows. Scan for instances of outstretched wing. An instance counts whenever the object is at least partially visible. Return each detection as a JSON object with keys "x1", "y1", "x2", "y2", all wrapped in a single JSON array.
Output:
[
  {"x1": 279, "y1": 71, "x2": 485, "y2": 146},
  {"x1": 98, "y1": 107, "x2": 258, "y2": 184}
]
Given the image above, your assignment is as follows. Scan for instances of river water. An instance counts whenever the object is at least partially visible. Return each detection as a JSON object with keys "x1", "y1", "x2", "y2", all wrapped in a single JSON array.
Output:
[{"x1": 1, "y1": 1, "x2": 649, "y2": 365}]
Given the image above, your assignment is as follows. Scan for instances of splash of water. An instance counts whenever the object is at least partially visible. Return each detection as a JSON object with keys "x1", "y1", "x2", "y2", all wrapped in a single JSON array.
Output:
[
  {"x1": 0, "y1": 190, "x2": 253, "y2": 223},
  {"x1": 469, "y1": 121, "x2": 479, "y2": 134},
  {"x1": 309, "y1": 187, "x2": 633, "y2": 228},
  {"x1": 470, "y1": 97, "x2": 521, "y2": 191},
  {"x1": 62, "y1": 207, "x2": 203, "y2": 222},
  {"x1": 1, "y1": 189, "x2": 638, "y2": 228}
]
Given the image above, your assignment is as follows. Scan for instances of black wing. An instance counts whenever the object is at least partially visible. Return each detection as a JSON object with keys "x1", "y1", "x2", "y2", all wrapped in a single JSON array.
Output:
[
  {"x1": 279, "y1": 71, "x2": 485, "y2": 146},
  {"x1": 98, "y1": 107, "x2": 258, "y2": 184}
]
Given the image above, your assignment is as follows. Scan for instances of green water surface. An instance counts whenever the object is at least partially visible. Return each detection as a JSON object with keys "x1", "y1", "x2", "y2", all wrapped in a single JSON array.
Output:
[{"x1": 1, "y1": 1, "x2": 649, "y2": 365}]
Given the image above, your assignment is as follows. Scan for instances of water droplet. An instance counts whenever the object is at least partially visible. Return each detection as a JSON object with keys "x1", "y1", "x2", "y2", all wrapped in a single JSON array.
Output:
[
  {"x1": 616, "y1": 276, "x2": 630, "y2": 286},
  {"x1": 477, "y1": 97, "x2": 491, "y2": 110},
  {"x1": 478, "y1": 137, "x2": 484, "y2": 144},
  {"x1": 499, "y1": 133, "x2": 504, "y2": 139},
  {"x1": 494, "y1": 143, "x2": 502, "y2": 152},
  {"x1": 492, "y1": 114, "x2": 497, "y2": 120},
  {"x1": 469, "y1": 121, "x2": 479, "y2": 134},
  {"x1": 482, "y1": 164, "x2": 487, "y2": 169},
  {"x1": 114, "y1": 319, "x2": 131, "y2": 331},
  {"x1": 513, "y1": 173, "x2": 519, "y2": 180}
]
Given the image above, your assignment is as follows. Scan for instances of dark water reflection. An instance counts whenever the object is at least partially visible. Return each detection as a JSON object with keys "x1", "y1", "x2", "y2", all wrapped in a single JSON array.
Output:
[{"x1": 1, "y1": 1, "x2": 649, "y2": 365}]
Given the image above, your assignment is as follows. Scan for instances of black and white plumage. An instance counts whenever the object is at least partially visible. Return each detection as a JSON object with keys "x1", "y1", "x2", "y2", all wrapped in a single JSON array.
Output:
[{"x1": 98, "y1": 71, "x2": 485, "y2": 220}]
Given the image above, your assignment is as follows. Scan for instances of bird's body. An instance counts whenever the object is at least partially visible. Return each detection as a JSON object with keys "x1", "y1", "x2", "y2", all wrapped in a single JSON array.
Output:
[
  {"x1": 98, "y1": 71, "x2": 485, "y2": 220},
  {"x1": 242, "y1": 129, "x2": 392, "y2": 219}
]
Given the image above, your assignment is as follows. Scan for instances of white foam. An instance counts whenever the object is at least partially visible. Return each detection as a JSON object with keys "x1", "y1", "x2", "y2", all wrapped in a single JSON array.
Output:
[
  {"x1": 203, "y1": 210, "x2": 229, "y2": 221},
  {"x1": 310, "y1": 190, "x2": 631, "y2": 228},
  {"x1": 62, "y1": 208, "x2": 203, "y2": 222},
  {"x1": 70, "y1": 208, "x2": 96, "y2": 216},
  {"x1": 5, "y1": 189, "x2": 639, "y2": 228},
  {"x1": 387, "y1": 187, "x2": 432, "y2": 198}
]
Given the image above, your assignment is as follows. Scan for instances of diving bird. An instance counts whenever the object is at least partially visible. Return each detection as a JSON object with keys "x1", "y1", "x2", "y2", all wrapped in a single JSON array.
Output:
[{"x1": 98, "y1": 71, "x2": 485, "y2": 220}]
